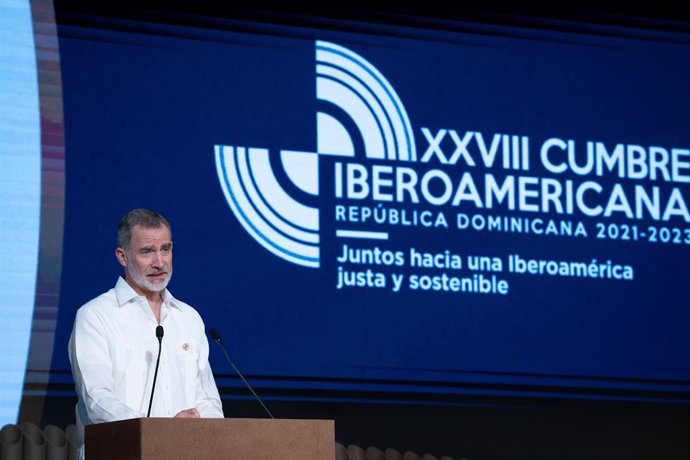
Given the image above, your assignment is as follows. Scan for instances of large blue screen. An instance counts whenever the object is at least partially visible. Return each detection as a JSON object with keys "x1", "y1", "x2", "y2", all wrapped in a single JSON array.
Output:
[{"x1": 51, "y1": 12, "x2": 690, "y2": 406}]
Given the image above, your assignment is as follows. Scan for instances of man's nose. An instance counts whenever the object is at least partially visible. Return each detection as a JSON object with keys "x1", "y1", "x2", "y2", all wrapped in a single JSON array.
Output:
[{"x1": 151, "y1": 250, "x2": 163, "y2": 265}]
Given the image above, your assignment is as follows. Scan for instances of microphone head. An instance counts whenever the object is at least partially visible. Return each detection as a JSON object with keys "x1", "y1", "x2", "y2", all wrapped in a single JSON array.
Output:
[
  {"x1": 156, "y1": 325, "x2": 164, "y2": 338},
  {"x1": 209, "y1": 328, "x2": 221, "y2": 342}
]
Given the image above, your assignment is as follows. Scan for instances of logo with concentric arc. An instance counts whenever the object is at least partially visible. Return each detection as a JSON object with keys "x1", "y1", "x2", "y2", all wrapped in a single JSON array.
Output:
[{"x1": 215, "y1": 40, "x2": 417, "y2": 268}]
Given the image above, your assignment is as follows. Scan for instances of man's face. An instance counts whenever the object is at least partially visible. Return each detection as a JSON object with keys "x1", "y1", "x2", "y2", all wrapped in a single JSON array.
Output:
[{"x1": 117, "y1": 224, "x2": 173, "y2": 295}]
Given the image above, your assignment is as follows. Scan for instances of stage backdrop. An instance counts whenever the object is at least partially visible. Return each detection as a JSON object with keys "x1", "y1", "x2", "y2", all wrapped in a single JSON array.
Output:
[{"x1": 8, "y1": 4, "x2": 690, "y2": 424}]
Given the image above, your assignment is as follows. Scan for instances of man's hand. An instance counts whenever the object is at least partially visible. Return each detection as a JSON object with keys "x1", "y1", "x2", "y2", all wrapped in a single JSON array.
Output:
[{"x1": 174, "y1": 408, "x2": 200, "y2": 418}]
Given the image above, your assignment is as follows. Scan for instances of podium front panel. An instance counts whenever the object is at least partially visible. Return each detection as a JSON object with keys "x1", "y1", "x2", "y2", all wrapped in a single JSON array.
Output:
[{"x1": 85, "y1": 417, "x2": 335, "y2": 459}]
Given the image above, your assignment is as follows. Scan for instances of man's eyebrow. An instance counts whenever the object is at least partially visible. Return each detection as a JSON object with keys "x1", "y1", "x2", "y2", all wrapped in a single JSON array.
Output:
[{"x1": 137, "y1": 242, "x2": 172, "y2": 251}]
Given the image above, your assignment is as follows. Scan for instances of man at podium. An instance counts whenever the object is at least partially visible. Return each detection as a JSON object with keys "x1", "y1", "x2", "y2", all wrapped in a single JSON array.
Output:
[{"x1": 68, "y1": 208, "x2": 224, "y2": 459}]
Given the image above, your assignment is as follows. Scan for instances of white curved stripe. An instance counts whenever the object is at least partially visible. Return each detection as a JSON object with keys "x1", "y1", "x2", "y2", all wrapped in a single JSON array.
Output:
[
  {"x1": 317, "y1": 63, "x2": 395, "y2": 160},
  {"x1": 222, "y1": 146, "x2": 320, "y2": 252},
  {"x1": 236, "y1": 148, "x2": 318, "y2": 243},
  {"x1": 280, "y1": 150, "x2": 319, "y2": 196},
  {"x1": 317, "y1": 49, "x2": 406, "y2": 160},
  {"x1": 0, "y1": 0, "x2": 40, "y2": 426},
  {"x1": 215, "y1": 146, "x2": 319, "y2": 268},
  {"x1": 316, "y1": 41, "x2": 417, "y2": 161},
  {"x1": 317, "y1": 76, "x2": 385, "y2": 159},
  {"x1": 316, "y1": 112, "x2": 354, "y2": 157},
  {"x1": 246, "y1": 148, "x2": 319, "y2": 232}
]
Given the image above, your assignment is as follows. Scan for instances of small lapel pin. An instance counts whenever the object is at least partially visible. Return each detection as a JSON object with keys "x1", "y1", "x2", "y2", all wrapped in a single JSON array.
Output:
[{"x1": 182, "y1": 342, "x2": 190, "y2": 351}]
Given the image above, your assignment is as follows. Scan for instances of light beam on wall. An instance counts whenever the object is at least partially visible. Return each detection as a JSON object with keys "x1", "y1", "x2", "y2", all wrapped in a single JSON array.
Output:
[{"x1": 0, "y1": 0, "x2": 42, "y2": 425}]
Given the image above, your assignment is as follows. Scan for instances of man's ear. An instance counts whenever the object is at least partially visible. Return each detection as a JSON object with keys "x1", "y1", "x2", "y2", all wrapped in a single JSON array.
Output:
[{"x1": 115, "y1": 247, "x2": 127, "y2": 268}]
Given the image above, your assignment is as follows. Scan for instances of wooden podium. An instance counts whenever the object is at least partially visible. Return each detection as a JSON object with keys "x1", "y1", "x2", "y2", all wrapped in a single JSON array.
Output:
[{"x1": 85, "y1": 417, "x2": 335, "y2": 460}]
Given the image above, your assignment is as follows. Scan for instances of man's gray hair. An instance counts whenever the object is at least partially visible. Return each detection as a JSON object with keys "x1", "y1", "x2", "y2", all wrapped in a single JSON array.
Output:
[{"x1": 117, "y1": 208, "x2": 171, "y2": 249}]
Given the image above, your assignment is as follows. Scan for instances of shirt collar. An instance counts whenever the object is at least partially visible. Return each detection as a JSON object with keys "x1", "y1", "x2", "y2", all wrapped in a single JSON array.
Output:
[{"x1": 114, "y1": 276, "x2": 182, "y2": 310}]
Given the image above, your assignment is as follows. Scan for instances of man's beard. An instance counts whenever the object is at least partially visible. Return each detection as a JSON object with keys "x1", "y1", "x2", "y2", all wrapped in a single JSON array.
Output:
[{"x1": 128, "y1": 264, "x2": 172, "y2": 293}]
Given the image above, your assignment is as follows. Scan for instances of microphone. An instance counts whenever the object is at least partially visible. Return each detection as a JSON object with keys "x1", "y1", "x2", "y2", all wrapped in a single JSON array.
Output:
[
  {"x1": 147, "y1": 325, "x2": 164, "y2": 417},
  {"x1": 208, "y1": 327, "x2": 274, "y2": 419}
]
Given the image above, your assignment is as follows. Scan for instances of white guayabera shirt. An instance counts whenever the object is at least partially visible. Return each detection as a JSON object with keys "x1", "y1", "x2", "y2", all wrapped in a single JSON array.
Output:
[{"x1": 68, "y1": 277, "x2": 224, "y2": 459}]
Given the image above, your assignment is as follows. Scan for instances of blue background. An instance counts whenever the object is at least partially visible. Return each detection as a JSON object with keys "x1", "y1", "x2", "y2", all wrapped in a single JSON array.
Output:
[{"x1": 49, "y1": 15, "x2": 690, "y2": 405}]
